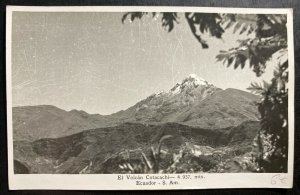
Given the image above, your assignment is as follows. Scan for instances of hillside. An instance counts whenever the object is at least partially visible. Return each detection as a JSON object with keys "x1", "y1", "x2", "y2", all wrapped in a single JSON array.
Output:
[
  {"x1": 110, "y1": 74, "x2": 259, "y2": 128},
  {"x1": 13, "y1": 105, "x2": 118, "y2": 141},
  {"x1": 14, "y1": 121, "x2": 260, "y2": 174}
]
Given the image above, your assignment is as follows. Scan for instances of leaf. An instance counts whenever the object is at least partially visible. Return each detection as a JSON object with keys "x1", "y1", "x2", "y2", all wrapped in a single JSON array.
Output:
[
  {"x1": 185, "y1": 13, "x2": 224, "y2": 48},
  {"x1": 121, "y1": 13, "x2": 130, "y2": 23},
  {"x1": 199, "y1": 18, "x2": 206, "y2": 33},
  {"x1": 159, "y1": 135, "x2": 173, "y2": 144},
  {"x1": 201, "y1": 42, "x2": 209, "y2": 49},
  {"x1": 141, "y1": 152, "x2": 153, "y2": 169},
  {"x1": 247, "y1": 82, "x2": 268, "y2": 95},
  {"x1": 215, "y1": 53, "x2": 227, "y2": 62},
  {"x1": 224, "y1": 14, "x2": 257, "y2": 35},
  {"x1": 234, "y1": 58, "x2": 239, "y2": 69},
  {"x1": 126, "y1": 163, "x2": 134, "y2": 172},
  {"x1": 235, "y1": 53, "x2": 248, "y2": 69},
  {"x1": 222, "y1": 14, "x2": 236, "y2": 30},
  {"x1": 151, "y1": 146, "x2": 156, "y2": 158},
  {"x1": 121, "y1": 12, "x2": 146, "y2": 23},
  {"x1": 233, "y1": 22, "x2": 242, "y2": 34},
  {"x1": 239, "y1": 24, "x2": 248, "y2": 35},
  {"x1": 247, "y1": 25, "x2": 255, "y2": 35},
  {"x1": 227, "y1": 57, "x2": 234, "y2": 67},
  {"x1": 161, "y1": 13, "x2": 178, "y2": 32}
]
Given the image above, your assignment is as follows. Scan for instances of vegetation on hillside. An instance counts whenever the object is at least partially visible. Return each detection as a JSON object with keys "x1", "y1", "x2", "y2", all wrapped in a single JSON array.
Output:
[{"x1": 14, "y1": 122, "x2": 261, "y2": 174}]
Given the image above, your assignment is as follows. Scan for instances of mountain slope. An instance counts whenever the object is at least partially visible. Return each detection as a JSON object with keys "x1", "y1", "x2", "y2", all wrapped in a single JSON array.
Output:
[
  {"x1": 111, "y1": 74, "x2": 260, "y2": 128},
  {"x1": 14, "y1": 121, "x2": 260, "y2": 174},
  {"x1": 176, "y1": 88, "x2": 259, "y2": 128},
  {"x1": 13, "y1": 105, "x2": 118, "y2": 141}
]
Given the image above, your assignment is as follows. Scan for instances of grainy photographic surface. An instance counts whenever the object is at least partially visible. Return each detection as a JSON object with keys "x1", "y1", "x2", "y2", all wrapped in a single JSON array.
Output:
[{"x1": 6, "y1": 6, "x2": 294, "y2": 190}]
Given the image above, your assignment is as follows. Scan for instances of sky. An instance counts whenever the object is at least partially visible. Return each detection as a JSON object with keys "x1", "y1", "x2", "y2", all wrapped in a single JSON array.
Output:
[{"x1": 11, "y1": 12, "x2": 275, "y2": 115}]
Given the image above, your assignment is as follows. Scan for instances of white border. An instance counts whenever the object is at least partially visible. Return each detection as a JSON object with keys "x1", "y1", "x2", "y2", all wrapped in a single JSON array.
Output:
[{"x1": 6, "y1": 6, "x2": 294, "y2": 190}]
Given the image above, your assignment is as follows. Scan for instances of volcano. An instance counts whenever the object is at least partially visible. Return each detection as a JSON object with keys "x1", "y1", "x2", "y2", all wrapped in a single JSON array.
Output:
[{"x1": 13, "y1": 74, "x2": 260, "y2": 141}]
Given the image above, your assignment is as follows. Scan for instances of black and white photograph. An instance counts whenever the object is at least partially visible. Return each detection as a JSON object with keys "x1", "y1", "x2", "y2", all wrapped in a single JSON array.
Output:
[{"x1": 6, "y1": 6, "x2": 294, "y2": 190}]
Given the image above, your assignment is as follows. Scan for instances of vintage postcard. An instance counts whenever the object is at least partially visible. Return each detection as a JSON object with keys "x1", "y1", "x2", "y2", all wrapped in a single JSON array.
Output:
[{"x1": 6, "y1": 6, "x2": 294, "y2": 190}]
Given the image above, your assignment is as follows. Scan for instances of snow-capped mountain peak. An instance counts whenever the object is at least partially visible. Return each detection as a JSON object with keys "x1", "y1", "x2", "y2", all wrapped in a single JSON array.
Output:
[
  {"x1": 185, "y1": 74, "x2": 210, "y2": 86},
  {"x1": 170, "y1": 74, "x2": 211, "y2": 94}
]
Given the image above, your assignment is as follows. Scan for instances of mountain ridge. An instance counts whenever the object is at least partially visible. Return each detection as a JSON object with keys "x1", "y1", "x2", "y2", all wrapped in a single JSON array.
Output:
[{"x1": 12, "y1": 74, "x2": 260, "y2": 141}]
